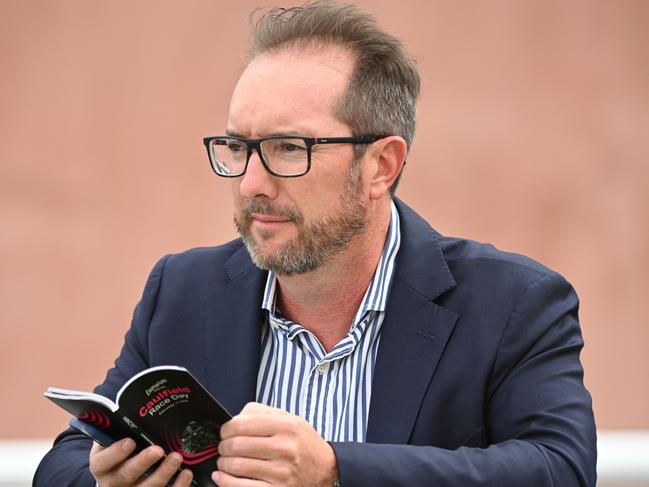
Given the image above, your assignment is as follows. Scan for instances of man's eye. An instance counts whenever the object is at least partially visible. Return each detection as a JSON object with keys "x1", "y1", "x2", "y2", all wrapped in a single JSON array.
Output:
[
  {"x1": 227, "y1": 143, "x2": 244, "y2": 153},
  {"x1": 280, "y1": 143, "x2": 305, "y2": 152}
]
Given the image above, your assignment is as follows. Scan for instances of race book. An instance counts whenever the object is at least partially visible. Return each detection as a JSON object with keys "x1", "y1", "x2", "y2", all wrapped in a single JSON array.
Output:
[{"x1": 44, "y1": 365, "x2": 231, "y2": 487}]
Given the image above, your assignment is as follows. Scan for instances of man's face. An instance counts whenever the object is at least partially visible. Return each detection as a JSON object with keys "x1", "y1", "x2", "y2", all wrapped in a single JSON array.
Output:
[{"x1": 226, "y1": 46, "x2": 369, "y2": 275}]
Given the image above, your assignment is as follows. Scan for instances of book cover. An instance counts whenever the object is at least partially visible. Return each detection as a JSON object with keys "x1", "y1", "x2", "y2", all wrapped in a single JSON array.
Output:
[{"x1": 44, "y1": 365, "x2": 231, "y2": 487}]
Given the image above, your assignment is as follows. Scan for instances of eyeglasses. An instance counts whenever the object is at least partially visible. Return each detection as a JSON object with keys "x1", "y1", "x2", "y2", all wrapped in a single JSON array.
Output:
[{"x1": 202, "y1": 135, "x2": 384, "y2": 178}]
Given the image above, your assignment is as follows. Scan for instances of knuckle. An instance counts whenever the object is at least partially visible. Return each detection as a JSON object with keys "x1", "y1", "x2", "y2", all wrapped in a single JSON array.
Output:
[
  {"x1": 155, "y1": 461, "x2": 176, "y2": 477},
  {"x1": 241, "y1": 401, "x2": 258, "y2": 413},
  {"x1": 143, "y1": 455, "x2": 182, "y2": 485},
  {"x1": 227, "y1": 436, "x2": 243, "y2": 454},
  {"x1": 278, "y1": 441, "x2": 298, "y2": 461},
  {"x1": 276, "y1": 463, "x2": 292, "y2": 480},
  {"x1": 287, "y1": 416, "x2": 302, "y2": 432},
  {"x1": 220, "y1": 418, "x2": 238, "y2": 438},
  {"x1": 217, "y1": 438, "x2": 230, "y2": 456},
  {"x1": 88, "y1": 451, "x2": 108, "y2": 477},
  {"x1": 217, "y1": 455, "x2": 231, "y2": 472},
  {"x1": 88, "y1": 460, "x2": 99, "y2": 477},
  {"x1": 223, "y1": 456, "x2": 249, "y2": 476},
  {"x1": 296, "y1": 415, "x2": 310, "y2": 429},
  {"x1": 115, "y1": 467, "x2": 138, "y2": 485},
  {"x1": 173, "y1": 470, "x2": 193, "y2": 487}
]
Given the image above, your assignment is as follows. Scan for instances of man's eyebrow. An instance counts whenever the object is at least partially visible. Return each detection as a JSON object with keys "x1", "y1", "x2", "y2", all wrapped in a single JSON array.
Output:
[
  {"x1": 225, "y1": 129, "x2": 314, "y2": 139},
  {"x1": 267, "y1": 129, "x2": 311, "y2": 137}
]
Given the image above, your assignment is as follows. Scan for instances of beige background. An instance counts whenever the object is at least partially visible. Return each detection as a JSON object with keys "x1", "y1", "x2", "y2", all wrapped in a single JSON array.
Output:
[{"x1": 1, "y1": 0, "x2": 647, "y2": 440}]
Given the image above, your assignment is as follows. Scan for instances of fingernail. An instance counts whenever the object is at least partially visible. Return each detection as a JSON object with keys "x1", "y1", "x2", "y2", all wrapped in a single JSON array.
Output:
[{"x1": 122, "y1": 438, "x2": 135, "y2": 452}]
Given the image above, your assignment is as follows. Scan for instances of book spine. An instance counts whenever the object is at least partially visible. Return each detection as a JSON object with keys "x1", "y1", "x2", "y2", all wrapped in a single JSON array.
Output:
[{"x1": 120, "y1": 415, "x2": 156, "y2": 448}]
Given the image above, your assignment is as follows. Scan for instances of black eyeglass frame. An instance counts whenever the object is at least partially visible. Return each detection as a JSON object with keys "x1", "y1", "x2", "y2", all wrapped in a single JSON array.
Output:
[{"x1": 202, "y1": 135, "x2": 385, "y2": 178}]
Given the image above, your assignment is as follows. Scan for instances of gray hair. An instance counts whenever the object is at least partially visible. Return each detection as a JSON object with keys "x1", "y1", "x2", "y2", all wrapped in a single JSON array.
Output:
[{"x1": 246, "y1": 1, "x2": 420, "y2": 193}]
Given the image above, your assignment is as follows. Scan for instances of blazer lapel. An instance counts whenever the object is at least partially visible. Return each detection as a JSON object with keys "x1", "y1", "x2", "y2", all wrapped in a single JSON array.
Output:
[
  {"x1": 366, "y1": 200, "x2": 458, "y2": 443},
  {"x1": 202, "y1": 245, "x2": 266, "y2": 416}
]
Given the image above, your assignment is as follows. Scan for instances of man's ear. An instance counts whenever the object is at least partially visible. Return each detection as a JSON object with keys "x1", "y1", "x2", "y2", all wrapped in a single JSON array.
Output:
[{"x1": 367, "y1": 136, "x2": 408, "y2": 200}]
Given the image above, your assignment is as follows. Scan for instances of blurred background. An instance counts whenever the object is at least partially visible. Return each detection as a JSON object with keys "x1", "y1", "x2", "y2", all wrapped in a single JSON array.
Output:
[{"x1": 1, "y1": 0, "x2": 647, "y2": 485}]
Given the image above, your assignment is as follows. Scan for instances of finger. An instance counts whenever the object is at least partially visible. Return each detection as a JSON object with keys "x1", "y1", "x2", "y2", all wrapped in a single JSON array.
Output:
[
  {"x1": 212, "y1": 469, "x2": 270, "y2": 487},
  {"x1": 218, "y1": 436, "x2": 282, "y2": 461},
  {"x1": 221, "y1": 414, "x2": 293, "y2": 440},
  {"x1": 90, "y1": 441, "x2": 105, "y2": 456},
  {"x1": 107, "y1": 446, "x2": 164, "y2": 485},
  {"x1": 240, "y1": 402, "x2": 287, "y2": 416},
  {"x1": 171, "y1": 468, "x2": 193, "y2": 487},
  {"x1": 90, "y1": 438, "x2": 137, "y2": 475},
  {"x1": 217, "y1": 455, "x2": 285, "y2": 483},
  {"x1": 139, "y1": 452, "x2": 183, "y2": 486}
]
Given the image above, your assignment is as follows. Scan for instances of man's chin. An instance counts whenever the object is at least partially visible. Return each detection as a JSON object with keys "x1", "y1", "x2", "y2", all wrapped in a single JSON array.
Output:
[
  {"x1": 244, "y1": 246, "x2": 286, "y2": 273},
  {"x1": 251, "y1": 244, "x2": 284, "y2": 262},
  {"x1": 240, "y1": 236, "x2": 309, "y2": 275},
  {"x1": 240, "y1": 234, "x2": 284, "y2": 261}
]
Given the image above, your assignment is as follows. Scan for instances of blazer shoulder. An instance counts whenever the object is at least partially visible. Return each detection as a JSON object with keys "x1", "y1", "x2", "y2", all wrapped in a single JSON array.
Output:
[
  {"x1": 439, "y1": 235, "x2": 570, "y2": 290},
  {"x1": 393, "y1": 198, "x2": 573, "y2": 299},
  {"x1": 154, "y1": 238, "x2": 251, "y2": 291},
  {"x1": 165, "y1": 238, "x2": 244, "y2": 266}
]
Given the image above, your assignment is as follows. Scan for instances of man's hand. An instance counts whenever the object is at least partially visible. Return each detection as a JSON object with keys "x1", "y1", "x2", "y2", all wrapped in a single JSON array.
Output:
[
  {"x1": 213, "y1": 403, "x2": 339, "y2": 487},
  {"x1": 89, "y1": 439, "x2": 193, "y2": 487}
]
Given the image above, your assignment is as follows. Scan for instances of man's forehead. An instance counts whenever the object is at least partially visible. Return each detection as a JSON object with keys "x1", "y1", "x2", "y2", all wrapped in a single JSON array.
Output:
[
  {"x1": 239, "y1": 44, "x2": 355, "y2": 90},
  {"x1": 252, "y1": 42, "x2": 354, "y2": 69},
  {"x1": 226, "y1": 45, "x2": 354, "y2": 136}
]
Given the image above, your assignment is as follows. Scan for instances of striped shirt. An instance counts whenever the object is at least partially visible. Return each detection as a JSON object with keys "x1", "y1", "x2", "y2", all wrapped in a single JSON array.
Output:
[{"x1": 256, "y1": 201, "x2": 401, "y2": 442}]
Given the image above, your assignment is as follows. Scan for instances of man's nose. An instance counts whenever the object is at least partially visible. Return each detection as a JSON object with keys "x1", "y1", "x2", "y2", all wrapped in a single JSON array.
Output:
[{"x1": 237, "y1": 148, "x2": 278, "y2": 200}]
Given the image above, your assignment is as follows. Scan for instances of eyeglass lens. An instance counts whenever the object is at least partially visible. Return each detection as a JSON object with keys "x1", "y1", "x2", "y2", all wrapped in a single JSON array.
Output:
[{"x1": 210, "y1": 138, "x2": 309, "y2": 176}]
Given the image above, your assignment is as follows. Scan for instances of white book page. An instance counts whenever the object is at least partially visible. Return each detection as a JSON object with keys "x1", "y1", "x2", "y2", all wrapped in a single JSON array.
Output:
[{"x1": 44, "y1": 387, "x2": 118, "y2": 412}]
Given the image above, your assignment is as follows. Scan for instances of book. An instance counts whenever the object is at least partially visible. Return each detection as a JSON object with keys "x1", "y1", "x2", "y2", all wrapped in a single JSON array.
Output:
[{"x1": 44, "y1": 365, "x2": 232, "y2": 487}]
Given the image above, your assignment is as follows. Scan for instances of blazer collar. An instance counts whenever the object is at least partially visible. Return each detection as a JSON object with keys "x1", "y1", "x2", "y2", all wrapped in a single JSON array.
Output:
[
  {"x1": 366, "y1": 198, "x2": 459, "y2": 443},
  {"x1": 203, "y1": 244, "x2": 265, "y2": 415},
  {"x1": 391, "y1": 198, "x2": 456, "y2": 300}
]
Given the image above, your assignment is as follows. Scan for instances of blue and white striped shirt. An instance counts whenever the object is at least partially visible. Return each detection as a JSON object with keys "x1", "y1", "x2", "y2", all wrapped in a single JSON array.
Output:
[{"x1": 256, "y1": 202, "x2": 401, "y2": 442}]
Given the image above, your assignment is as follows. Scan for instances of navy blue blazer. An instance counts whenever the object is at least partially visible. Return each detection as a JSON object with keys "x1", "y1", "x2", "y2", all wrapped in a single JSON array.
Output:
[{"x1": 35, "y1": 199, "x2": 597, "y2": 486}]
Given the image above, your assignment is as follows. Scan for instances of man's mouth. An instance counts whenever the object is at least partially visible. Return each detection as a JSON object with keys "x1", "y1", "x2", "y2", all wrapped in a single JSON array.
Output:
[
  {"x1": 250, "y1": 213, "x2": 292, "y2": 223},
  {"x1": 236, "y1": 199, "x2": 302, "y2": 234}
]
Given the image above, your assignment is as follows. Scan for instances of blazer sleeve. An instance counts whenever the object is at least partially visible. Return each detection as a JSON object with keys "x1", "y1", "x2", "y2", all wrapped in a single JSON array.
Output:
[
  {"x1": 331, "y1": 272, "x2": 597, "y2": 486},
  {"x1": 33, "y1": 256, "x2": 169, "y2": 487}
]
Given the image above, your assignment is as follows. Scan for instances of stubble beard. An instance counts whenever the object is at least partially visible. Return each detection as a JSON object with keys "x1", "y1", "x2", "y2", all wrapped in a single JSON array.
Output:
[{"x1": 234, "y1": 164, "x2": 368, "y2": 276}]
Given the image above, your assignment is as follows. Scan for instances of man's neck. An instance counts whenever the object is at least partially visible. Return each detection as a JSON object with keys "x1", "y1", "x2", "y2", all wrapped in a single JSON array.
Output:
[{"x1": 274, "y1": 202, "x2": 392, "y2": 352}]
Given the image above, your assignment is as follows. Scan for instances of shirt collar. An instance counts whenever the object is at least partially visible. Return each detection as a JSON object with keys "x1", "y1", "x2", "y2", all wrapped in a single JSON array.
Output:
[{"x1": 261, "y1": 200, "x2": 401, "y2": 318}]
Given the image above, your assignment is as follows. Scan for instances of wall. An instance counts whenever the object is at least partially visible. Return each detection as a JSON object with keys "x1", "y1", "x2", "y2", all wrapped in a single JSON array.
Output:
[{"x1": 1, "y1": 0, "x2": 647, "y2": 439}]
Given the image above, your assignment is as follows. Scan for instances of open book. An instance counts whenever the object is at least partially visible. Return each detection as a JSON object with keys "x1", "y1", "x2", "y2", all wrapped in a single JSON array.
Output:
[{"x1": 44, "y1": 365, "x2": 231, "y2": 487}]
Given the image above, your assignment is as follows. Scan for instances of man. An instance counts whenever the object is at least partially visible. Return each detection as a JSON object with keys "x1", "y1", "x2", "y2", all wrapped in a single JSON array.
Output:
[{"x1": 35, "y1": 2, "x2": 597, "y2": 486}]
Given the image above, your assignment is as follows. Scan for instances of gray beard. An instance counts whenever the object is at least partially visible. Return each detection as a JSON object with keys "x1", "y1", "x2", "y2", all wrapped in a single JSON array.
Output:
[{"x1": 234, "y1": 166, "x2": 367, "y2": 276}]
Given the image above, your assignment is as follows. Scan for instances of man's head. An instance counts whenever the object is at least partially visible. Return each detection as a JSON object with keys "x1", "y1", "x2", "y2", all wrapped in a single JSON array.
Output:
[
  {"x1": 248, "y1": 1, "x2": 420, "y2": 180},
  {"x1": 225, "y1": 1, "x2": 420, "y2": 275}
]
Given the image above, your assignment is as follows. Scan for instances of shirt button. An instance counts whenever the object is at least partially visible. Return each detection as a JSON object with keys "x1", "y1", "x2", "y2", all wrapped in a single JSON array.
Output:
[
  {"x1": 316, "y1": 362, "x2": 330, "y2": 374},
  {"x1": 270, "y1": 321, "x2": 280, "y2": 330}
]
